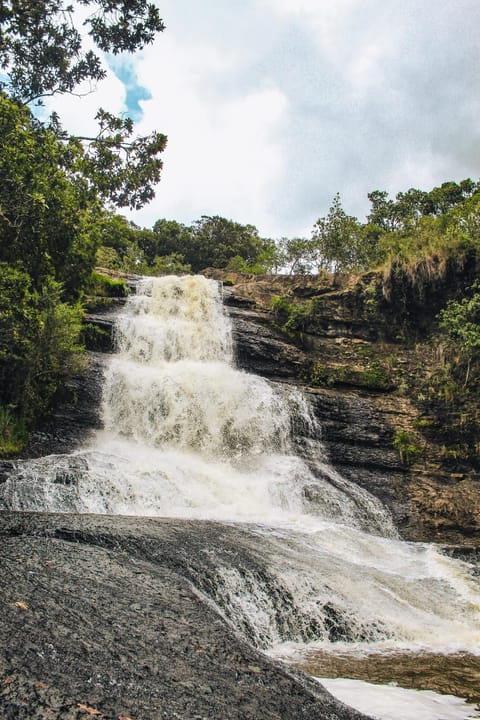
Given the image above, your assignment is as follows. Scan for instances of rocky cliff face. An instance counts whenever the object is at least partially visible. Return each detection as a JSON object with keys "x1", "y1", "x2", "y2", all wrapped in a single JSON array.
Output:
[
  {"x1": 29, "y1": 269, "x2": 480, "y2": 545},
  {"x1": 208, "y1": 270, "x2": 480, "y2": 546}
]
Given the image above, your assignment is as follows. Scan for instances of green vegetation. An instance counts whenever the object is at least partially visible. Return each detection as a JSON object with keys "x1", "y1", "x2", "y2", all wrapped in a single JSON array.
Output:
[
  {"x1": 88, "y1": 272, "x2": 129, "y2": 299},
  {"x1": 271, "y1": 295, "x2": 316, "y2": 337},
  {"x1": 439, "y1": 284, "x2": 480, "y2": 387},
  {"x1": 264, "y1": 179, "x2": 480, "y2": 281},
  {"x1": 392, "y1": 431, "x2": 422, "y2": 466},
  {"x1": 0, "y1": 1, "x2": 166, "y2": 210},
  {"x1": 0, "y1": 406, "x2": 28, "y2": 456},
  {"x1": 308, "y1": 360, "x2": 393, "y2": 392},
  {"x1": 0, "y1": 1, "x2": 166, "y2": 455},
  {"x1": 92, "y1": 214, "x2": 277, "y2": 276},
  {"x1": 419, "y1": 283, "x2": 480, "y2": 466},
  {"x1": 0, "y1": 265, "x2": 85, "y2": 427}
]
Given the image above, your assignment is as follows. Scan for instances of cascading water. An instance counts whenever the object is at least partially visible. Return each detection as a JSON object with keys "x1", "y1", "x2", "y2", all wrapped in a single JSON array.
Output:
[{"x1": 1, "y1": 275, "x2": 480, "y2": 669}]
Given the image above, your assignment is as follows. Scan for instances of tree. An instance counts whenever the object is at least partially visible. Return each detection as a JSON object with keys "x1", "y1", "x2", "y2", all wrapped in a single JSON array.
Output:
[
  {"x1": 0, "y1": 2, "x2": 167, "y2": 448},
  {"x1": 439, "y1": 285, "x2": 480, "y2": 386},
  {"x1": 0, "y1": 1, "x2": 167, "y2": 211},
  {"x1": 423, "y1": 180, "x2": 478, "y2": 216},
  {"x1": 276, "y1": 237, "x2": 318, "y2": 275},
  {"x1": 150, "y1": 219, "x2": 193, "y2": 265},
  {"x1": 149, "y1": 253, "x2": 191, "y2": 276},
  {"x1": 150, "y1": 216, "x2": 266, "y2": 272},
  {"x1": 367, "y1": 190, "x2": 397, "y2": 232},
  {"x1": 312, "y1": 194, "x2": 365, "y2": 272},
  {"x1": 63, "y1": 110, "x2": 167, "y2": 210},
  {"x1": 0, "y1": 94, "x2": 100, "y2": 297},
  {"x1": 0, "y1": 1, "x2": 164, "y2": 104},
  {"x1": 367, "y1": 188, "x2": 426, "y2": 231},
  {"x1": 0, "y1": 265, "x2": 84, "y2": 423},
  {"x1": 189, "y1": 216, "x2": 264, "y2": 271},
  {"x1": 96, "y1": 212, "x2": 142, "y2": 258},
  {"x1": 367, "y1": 180, "x2": 479, "y2": 232}
]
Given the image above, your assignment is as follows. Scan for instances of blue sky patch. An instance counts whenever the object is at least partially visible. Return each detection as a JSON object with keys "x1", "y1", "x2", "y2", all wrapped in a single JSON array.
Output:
[{"x1": 109, "y1": 60, "x2": 151, "y2": 121}]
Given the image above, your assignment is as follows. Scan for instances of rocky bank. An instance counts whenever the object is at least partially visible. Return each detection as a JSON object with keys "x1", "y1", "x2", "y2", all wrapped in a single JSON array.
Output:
[
  {"x1": 0, "y1": 513, "x2": 370, "y2": 720},
  {"x1": 205, "y1": 269, "x2": 480, "y2": 547}
]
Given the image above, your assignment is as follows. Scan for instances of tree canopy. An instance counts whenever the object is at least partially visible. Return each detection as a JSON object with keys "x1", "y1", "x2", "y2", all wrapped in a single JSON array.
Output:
[
  {"x1": 0, "y1": 0, "x2": 164, "y2": 104},
  {"x1": 0, "y1": 94, "x2": 100, "y2": 296},
  {"x1": 0, "y1": 1, "x2": 167, "y2": 211},
  {"x1": 367, "y1": 180, "x2": 479, "y2": 232}
]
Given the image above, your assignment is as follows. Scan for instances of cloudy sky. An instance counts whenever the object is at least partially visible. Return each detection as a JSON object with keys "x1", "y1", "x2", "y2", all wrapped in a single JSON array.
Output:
[{"x1": 50, "y1": 0, "x2": 480, "y2": 238}]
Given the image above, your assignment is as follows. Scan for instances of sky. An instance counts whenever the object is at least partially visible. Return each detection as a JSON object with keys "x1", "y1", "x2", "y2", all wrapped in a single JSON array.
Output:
[{"x1": 48, "y1": 0, "x2": 480, "y2": 238}]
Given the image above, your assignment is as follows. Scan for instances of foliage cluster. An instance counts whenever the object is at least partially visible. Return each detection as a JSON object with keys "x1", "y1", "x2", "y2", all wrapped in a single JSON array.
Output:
[
  {"x1": 0, "y1": 265, "x2": 85, "y2": 436},
  {"x1": 271, "y1": 295, "x2": 316, "y2": 336},
  {"x1": 419, "y1": 284, "x2": 480, "y2": 466},
  {"x1": 0, "y1": 1, "x2": 166, "y2": 454},
  {"x1": 308, "y1": 358, "x2": 393, "y2": 392},
  {"x1": 88, "y1": 271, "x2": 129, "y2": 298},
  {"x1": 392, "y1": 431, "x2": 422, "y2": 466},
  {"x1": 94, "y1": 213, "x2": 279, "y2": 276}
]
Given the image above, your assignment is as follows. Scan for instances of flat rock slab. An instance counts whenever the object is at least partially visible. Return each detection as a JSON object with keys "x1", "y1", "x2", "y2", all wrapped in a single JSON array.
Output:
[{"x1": 0, "y1": 512, "x2": 370, "y2": 720}]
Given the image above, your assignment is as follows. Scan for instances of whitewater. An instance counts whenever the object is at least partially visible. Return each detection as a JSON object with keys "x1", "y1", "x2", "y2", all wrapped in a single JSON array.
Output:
[{"x1": 1, "y1": 275, "x2": 479, "y2": 719}]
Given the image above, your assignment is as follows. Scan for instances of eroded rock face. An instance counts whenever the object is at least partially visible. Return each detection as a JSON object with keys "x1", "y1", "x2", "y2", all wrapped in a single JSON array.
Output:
[
  {"x1": 230, "y1": 306, "x2": 309, "y2": 380},
  {"x1": 221, "y1": 274, "x2": 480, "y2": 545},
  {"x1": 0, "y1": 513, "x2": 371, "y2": 720}
]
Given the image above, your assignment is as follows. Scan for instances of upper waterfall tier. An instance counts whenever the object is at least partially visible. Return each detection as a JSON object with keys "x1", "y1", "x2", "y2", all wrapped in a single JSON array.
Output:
[
  {"x1": 103, "y1": 275, "x2": 311, "y2": 457},
  {"x1": 114, "y1": 275, "x2": 233, "y2": 364}
]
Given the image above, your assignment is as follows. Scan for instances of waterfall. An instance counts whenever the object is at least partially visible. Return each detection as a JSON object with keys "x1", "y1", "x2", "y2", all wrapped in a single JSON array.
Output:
[{"x1": 1, "y1": 275, "x2": 480, "y2": 659}]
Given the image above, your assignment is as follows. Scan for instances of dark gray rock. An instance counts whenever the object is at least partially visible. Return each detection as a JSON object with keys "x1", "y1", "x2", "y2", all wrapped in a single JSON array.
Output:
[
  {"x1": 24, "y1": 352, "x2": 106, "y2": 458},
  {"x1": 227, "y1": 308, "x2": 416, "y2": 535},
  {"x1": 83, "y1": 313, "x2": 117, "y2": 352},
  {"x1": 230, "y1": 307, "x2": 309, "y2": 380},
  {"x1": 0, "y1": 512, "x2": 371, "y2": 720}
]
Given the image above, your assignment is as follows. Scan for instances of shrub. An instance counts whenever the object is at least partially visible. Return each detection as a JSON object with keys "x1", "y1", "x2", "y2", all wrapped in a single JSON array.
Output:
[
  {"x1": 271, "y1": 295, "x2": 315, "y2": 335},
  {"x1": 89, "y1": 271, "x2": 129, "y2": 298},
  {"x1": 393, "y1": 430, "x2": 422, "y2": 465}
]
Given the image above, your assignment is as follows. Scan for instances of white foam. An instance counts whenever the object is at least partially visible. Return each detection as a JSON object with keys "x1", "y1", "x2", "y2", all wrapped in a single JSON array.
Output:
[{"x1": 317, "y1": 678, "x2": 480, "y2": 720}]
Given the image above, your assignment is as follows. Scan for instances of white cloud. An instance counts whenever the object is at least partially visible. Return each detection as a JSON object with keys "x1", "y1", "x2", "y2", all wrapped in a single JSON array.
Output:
[
  {"x1": 133, "y1": 33, "x2": 288, "y2": 236},
  {"x1": 44, "y1": 0, "x2": 480, "y2": 238},
  {"x1": 45, "y1": 73, "x2": 126, "y2": 137}
]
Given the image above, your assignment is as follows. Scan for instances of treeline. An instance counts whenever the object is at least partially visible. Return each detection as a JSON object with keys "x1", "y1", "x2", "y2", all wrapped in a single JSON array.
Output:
[
  {"x1": 98, "y1": 178, "x2": 480, "y2": 279},
  {"x1": 95, "y1": 214, "x2": 278, "y2": 275}
]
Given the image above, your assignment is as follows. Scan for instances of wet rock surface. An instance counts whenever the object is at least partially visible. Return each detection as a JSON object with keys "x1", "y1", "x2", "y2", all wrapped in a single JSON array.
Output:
[
  {"x1": 0, "y1": 512, "x2": 371, "y2": 720},
  {"x1": 230, "y1": 306, "x2": 308, "y2": 380},
  {"x1": 223, "y1": 276, "x2": 480, "y2": 545}
]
